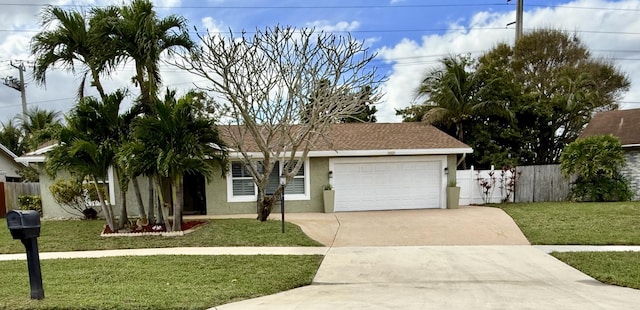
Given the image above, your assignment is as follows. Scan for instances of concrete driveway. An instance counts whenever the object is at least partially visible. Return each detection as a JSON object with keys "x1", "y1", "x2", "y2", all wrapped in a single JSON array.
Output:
[
  {"x1": 286, "y1": 206, "x2": 530, "y2": 246},
  {"x1": 213, "y1": 207, "x2": 640, "y2": 309}
]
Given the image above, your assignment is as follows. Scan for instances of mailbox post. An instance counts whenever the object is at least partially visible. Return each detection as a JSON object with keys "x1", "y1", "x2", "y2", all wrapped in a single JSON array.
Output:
[{"x1": 6, "y1": 210, "x2": 44, "y2": 300}]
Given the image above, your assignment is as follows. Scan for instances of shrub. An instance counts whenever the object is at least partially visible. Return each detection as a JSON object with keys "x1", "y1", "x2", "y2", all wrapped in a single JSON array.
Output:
[
  {"x1": 569, "y1": 173, "x2": 632, "y2": 202},
  {"x1": 49, "y1": 178, "x2": 102, "y2": 219},
  {"x1": 18, "y1": 195, "x2": 42, "y2": 215},
  {"x1": 560, "y1": 135, "x2": 632, "y2": 202}
]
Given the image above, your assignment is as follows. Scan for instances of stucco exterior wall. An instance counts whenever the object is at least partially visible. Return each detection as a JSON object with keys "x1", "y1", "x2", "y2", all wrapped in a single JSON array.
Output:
[
  {"x1": 0, "y1": 152, "x2": 21, "y2": 180},
  {"x1": 38, "y1": 165, "x2": 150, "y2": 219},
  {"x1": 623, "y1": 149, "x2": 640, "y2": 200},
  {"x1": 205, "y1": 157, "x2": 329, "y2": 215},
  {"x1": 39, "y1": 168, "x2": 75, "y2": 219},
  {"x1": 112, "y1": 175, "x2": 152, "y2": 218}
]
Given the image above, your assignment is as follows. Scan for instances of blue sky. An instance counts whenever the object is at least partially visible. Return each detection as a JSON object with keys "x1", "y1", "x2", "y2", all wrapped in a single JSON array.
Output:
[{"x1": 1, "y1": 0, "x2": 639, "y2": 125}]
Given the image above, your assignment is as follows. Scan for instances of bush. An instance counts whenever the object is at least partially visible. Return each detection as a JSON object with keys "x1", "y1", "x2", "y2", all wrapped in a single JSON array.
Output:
[
  {"x1": 560, "y1": 135, "x2": 632, "y2": 202},
  {"x1": 18, "y1": 195, "x2": 42, "y2": 215},
  {"x1": 569, "y1": 173, "x2": 633, "y2": 202},
  {"x1": 49, "y1": 178, "x2": 102, "y2": 220}
]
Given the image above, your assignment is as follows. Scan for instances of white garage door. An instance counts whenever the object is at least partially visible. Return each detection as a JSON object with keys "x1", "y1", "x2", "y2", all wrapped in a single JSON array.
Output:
[{"x1": 332, "y1": 157, "x2": 443, "y2": 212}]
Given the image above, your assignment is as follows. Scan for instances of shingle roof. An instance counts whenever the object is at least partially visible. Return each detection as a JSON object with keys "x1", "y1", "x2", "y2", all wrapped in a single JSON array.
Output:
[
  {"x1": 579, "y1": 109, "x2": 640, "y2": 146},
  {"x1": 221, "y1": 122, "x2": 471, "y2": 154}
]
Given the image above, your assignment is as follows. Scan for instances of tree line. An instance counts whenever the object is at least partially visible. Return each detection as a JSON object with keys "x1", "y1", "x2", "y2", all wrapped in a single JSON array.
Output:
[{"x1": 397, "y1": 29, "x2": 629, "y2": 169}]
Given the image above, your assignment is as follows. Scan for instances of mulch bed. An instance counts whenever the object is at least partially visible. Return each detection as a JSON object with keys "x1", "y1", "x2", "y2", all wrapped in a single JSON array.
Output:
[{"x1": 102, "y1": 220, "x2": 207, "y2": 235}]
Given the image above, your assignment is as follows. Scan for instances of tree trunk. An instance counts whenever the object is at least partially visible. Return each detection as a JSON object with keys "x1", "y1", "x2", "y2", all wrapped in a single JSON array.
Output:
[
  {"x1": 147, "y1": 177, "x2": 156, "y2": 223},
  {"x1": 91, "y1": 69, "x2": 107, "y2": 100},
  {"x1": 118, "y1": 188, "x2": 128, "y2": 229},
  {"x1": 132, "y1": 178, "x2": 147, "y2": 221},
  {"x1": 257, "y1": 187, "x2": 282, "y2": 222},
  {"x1": 154, "y1": 175, "x2": 172, "y2": 232},
  {"x1": 456, "y1": 122, "x2": 467, "y2": 170},
  {"x1": 92, "y1": 175, "x2": 115, "y2": 232},
  {"x1": 172, "y1": 175, "x2": 184, "y2": 231},
  {"x1": 256, "y1": 188, "x2": 271, "y2": 221}
]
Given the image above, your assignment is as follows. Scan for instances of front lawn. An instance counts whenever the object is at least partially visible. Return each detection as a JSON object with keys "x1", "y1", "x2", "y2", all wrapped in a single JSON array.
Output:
[
  {"x1": 551, "y1": 251, "x2": 640, "y2": 290},
  {"x1": 0, "y1": 255, "x2": 323, "y2": 310},
  {"x1": 497, "y1": 202, "x2": 640, "y2": 291},
  {"x1": 0, "y1": 219, "x2": 323, "y2": 254},
  {"x1": 497, "y1": 202, "x2": 640, "y2": 245}
]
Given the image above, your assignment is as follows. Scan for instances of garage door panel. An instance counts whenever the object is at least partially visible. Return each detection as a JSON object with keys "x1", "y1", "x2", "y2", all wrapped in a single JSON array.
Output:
[{"x1": 333, "y1": 159, "x2": 442, "y2": 212}]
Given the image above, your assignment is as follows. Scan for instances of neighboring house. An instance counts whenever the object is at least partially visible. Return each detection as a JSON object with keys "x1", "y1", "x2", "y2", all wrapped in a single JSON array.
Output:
[
  {"x1": 579, "y1": 108, "x2": 640, "y2": 199},
  {"x1": 15, "y1": 142, "x2": 120, "y2": 219},
  {"x1": 16, "y1": 122, "x2": 472, "y2": 218},
  {"x1": 0, "y1": 142, "x2": 24, "y2": 182}
]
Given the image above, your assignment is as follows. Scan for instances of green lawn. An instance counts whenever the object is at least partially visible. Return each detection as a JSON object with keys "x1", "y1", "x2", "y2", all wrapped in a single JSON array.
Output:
[
  {"x1": 497, "y1": 202, "x2": 640, "y2": 245},
  {"x1": 0, "y1": 219, "x2": 323, "y2": 254},
  {"x1": 551, "y1": 252, "x2": 640, "y2": 290},
  {"x1": 497, "y1": 202, "x2": 640, "y2": 291},
  {"x1": 0, "y1": 255, "x2": 323, "y2": 310}
]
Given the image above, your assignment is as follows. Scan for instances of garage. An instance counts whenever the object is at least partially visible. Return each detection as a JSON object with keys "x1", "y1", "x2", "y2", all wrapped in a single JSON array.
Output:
[{"x1": 331, "y1": 156, "x2": 445, "y2": 212}]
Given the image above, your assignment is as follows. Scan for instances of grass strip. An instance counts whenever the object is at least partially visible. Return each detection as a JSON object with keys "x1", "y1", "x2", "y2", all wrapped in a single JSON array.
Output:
[
  {"x1": 0, "y1": 219, "x2": 323, "y2": 254},
  {"x1": 551, "y1": 251, "x2": 640, "y2": 290},
  {"x1": 0, "y1": 254, "x2": 323, "y2": 310}
]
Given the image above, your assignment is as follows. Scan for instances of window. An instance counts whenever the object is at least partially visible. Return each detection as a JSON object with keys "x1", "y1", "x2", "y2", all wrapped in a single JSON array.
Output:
[
  {"x1": 231, "y1": 162, "x2": 255, "y2": 196},
  {"x1": 228, "y1": 159, "x2": 309, "y2": 202},
  {"x1": 285, "y1": 160, "x2": 305, "y2": 195}
]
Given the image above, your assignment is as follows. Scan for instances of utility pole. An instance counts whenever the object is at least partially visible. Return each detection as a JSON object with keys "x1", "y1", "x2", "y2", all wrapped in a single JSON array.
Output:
[
  {"x1": 3, "y1": 61, "x2": 28, "y2": 119},
  {"x1": 506, "y1": 0, "x2": 524, "y2": 43},
  {"x1": 515, "y1": 0, "x2": 524, "y2": 42}
]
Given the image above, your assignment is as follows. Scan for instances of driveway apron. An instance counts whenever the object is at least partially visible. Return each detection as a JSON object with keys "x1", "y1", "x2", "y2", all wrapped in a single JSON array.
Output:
[{"x1": 213, "y1": 207, "x2": 640, "y2": 309}]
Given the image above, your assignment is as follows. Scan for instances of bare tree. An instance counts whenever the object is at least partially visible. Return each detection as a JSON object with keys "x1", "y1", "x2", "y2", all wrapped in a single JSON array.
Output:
[{"x1": 177, "y1": 26, "x2": 384, "y2": 220}]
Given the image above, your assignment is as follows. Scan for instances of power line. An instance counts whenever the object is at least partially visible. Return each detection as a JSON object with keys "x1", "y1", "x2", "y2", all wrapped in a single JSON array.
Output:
[
  {"x1": 0, "y1": 2, "x2": 639, "y2": 12},
  {"x1": 0, "y1": 3, "x2": 512, "y2": 9}
]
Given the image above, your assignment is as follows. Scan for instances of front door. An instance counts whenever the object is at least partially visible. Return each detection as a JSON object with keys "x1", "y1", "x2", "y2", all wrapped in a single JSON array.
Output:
[{"x1": 183, "y1": 173, "x2": 206, "y2": 215}]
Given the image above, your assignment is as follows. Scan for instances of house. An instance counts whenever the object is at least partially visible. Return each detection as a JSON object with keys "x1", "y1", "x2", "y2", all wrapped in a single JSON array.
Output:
[
  {"x1": 16, "y1": 122, "x2": 472, "y2": 218},
  {"x1": 0, "y1": 142, "x2": 24, "y2": 182},
  {"x1": 579, "y1": 108, "x2": 640, "y2": 199}
]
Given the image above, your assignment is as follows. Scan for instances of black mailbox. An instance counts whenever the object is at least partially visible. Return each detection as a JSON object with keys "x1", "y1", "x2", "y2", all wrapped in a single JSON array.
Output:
[
  {"x1": 7, "y1": 210, "x2": 41, "y2": 239},
  {"x1": 6, "y1": 209, "x2": 44, "y2": 300}
]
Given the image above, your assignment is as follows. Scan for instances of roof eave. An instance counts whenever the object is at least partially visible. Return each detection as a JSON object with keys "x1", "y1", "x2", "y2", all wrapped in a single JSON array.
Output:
[
  {"x1": 622, "y1": 144, "x2": 640, "y2": 148},
  {"x1": 307, "y1": 148, "x2": 473, "y2": 157},
  {"x1": 228, "y1": 148, "x2": 473, "y2": 159},
  {"x1": 15, "y1": 155, "x2": 46, "y2": 164}
]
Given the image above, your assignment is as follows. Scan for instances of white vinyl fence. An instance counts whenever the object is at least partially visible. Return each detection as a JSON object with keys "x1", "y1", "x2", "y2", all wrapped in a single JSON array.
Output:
[{"x1": 457, "y1": 166, "x2": 516, "y2": 205}]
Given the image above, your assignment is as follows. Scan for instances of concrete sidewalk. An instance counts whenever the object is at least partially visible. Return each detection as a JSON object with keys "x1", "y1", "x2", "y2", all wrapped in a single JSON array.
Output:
[{"x1": 0, "y1": 247, "x2": 328, "y2": 261}]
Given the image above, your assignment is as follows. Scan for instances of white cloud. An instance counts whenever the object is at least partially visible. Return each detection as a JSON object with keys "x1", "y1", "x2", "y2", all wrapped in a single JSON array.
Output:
[
  {"x1": 201, "y1": 16, "x2": 225, "y2": 34},
  {"x1": 375, "y1": 0, "x2": 640, "y2": 122},
  {"x1": 305, "y1": 20, "x2": 360, "y2": 32}
]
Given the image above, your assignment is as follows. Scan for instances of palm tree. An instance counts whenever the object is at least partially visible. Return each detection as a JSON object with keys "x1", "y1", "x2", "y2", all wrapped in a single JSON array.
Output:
[
  {"x1": 91, "y1": 0, "x2": 195, "y2": 221},
  {"x1": 417, "y1": 55, "x2": 512, "y2": 168},
  {"x1": 0, "y1": 120, "x2": 25, "y2": 156},
  {"x1": 417, "y1": 55, "x2": 482, "y2": 143},
  {"x1": 20, "y1": 107, "x2": 60, "y2": 136},
  {"x1": 131, "y1": 90, "x2": 227, "y2": 231},
  {"x1": 30, "y1": 5, "x2": 115, "y2": 99},
  {"x1": 96, "y1": 0, "x2": 193, "y2": 114},
  {"x1": 46, "y1": 91, "x2": 128, "y2": 231},
  {"x1": 18, "y1": 107, "x2": 61, "y2": 151}
]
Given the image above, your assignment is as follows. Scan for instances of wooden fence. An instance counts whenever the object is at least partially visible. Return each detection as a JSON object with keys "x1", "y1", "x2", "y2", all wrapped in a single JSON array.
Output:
[
  {"x1": 514, "y1": 165, "x2": 570, "y2": 202},
  {"x1": 0, "y1": 182, "x2": 40, "y2": 217}
]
